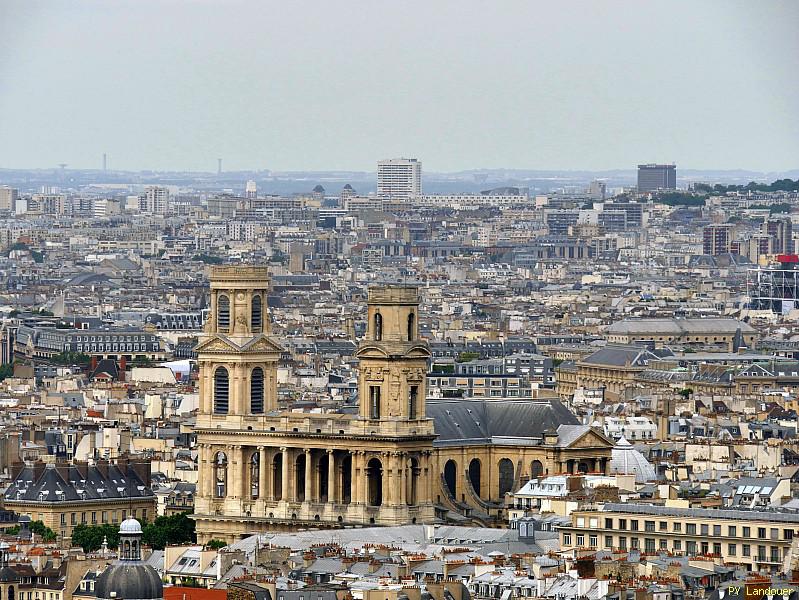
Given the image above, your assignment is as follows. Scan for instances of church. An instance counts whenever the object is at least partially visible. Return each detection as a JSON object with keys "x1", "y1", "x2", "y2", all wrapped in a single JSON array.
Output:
[{"x1": 193, "y1": 266, "x2": 612, "y2": 543}]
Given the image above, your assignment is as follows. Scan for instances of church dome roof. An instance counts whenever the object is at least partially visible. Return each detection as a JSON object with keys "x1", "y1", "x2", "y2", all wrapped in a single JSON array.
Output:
[
  {"x1": 610, "y1": 436, "x2": 657, "y2": 483},
  {"x1": 119, "y1": 517, "x2": 143, "y2": 534},
  {"x1": 94, "y1": 564, "x2": 163, "y2": 600}
]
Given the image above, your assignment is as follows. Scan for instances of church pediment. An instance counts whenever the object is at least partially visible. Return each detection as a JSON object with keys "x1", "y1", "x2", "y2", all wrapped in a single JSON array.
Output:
[
  {"x1": 194, "y1": 335, "x2": 241, "y2": 354},
  {"x1": 240, "y1": 335, "x2": 285, "y2": 354},
  {"x1": 565, "y1": 429, "x2": 614, "y2": 449}
]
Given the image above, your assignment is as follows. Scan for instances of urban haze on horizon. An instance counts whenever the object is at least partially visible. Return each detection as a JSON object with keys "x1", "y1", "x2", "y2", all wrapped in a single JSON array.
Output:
[{"x1": 1, "y1": 0, "x2": 798, "y2": 173}]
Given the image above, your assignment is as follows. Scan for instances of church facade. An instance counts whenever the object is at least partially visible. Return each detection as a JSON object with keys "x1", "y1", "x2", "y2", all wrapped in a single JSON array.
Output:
[{"x1": 194, "y1": 266, "x2": 612, "y2": 543}]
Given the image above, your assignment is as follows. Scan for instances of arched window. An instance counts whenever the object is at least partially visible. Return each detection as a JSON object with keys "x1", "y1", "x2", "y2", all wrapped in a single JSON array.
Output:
[
  {"x1": 250, "y1": 453, "x2": 260, "y2": 499},
  {"x1": 374, "y1": 312, "x2": 382, "y2": 341},
  {"x1": 217, "y1": 294, "x2": 230, "y2": 332},
  {"x1": 214, "y1": 452, "x2": 228, "y2": 498},
  {"x1": 213, "y1": 367, "x2": 229, "y2": 414},
  {"x1": 251, "y1": 295, "x2": 263, "y2": 333},
  {"x1": 9, "y1": 586, "x2": 14, "y2": 600},
  {"x1": 250, "y1": 367, "x2": 264, "y2": 414},
  {"x1": 407, "y1": 312, "x2": 415, "y2": 341}
]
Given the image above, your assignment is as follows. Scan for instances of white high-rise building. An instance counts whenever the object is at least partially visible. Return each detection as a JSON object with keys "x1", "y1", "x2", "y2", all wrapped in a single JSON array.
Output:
[
  {"x1": 377, "y1": 158, "x2": 422, "y2": 201},
  {"x1": 0, "y1": 187, "x2": 18, "y2": 212},
  {"x1": 245, "y1": 180, "x2": 257, "y2": 199},
  {"x1": 140, "y1": 186, "x2": 169, "y2": 214}
]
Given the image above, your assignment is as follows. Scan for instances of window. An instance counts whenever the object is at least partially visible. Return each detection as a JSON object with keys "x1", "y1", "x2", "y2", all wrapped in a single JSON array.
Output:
[
  {"x1": 729, "y1": 544, "x2": 737, "y2": 556},
  {"x1": 673, "y1": 522, "x2": 682, "y2": 532},
  {"x1": 605, "y1": 518, "x2": 613, "y2": 529},
  {"x1": 645, "y1": 521, "x2": 655, "y2": 532},
  {"x1": 673, "y1": 540, "x2": 681, "y2": 551},
  {"x1": 743, "y1": 544, "x2": 750, "y2": 557},
  {"x1": 216, "y1": 294, "x2": 231, "y2": 332},
  {"x1": 91, "y1": 512, "x2": 97, "y2": 524},
  {"x1": 713, "y1": 525, "x2": 721, "y2": 536},
  {"x1": 713, "y1": 543, "x2": 721, "y2": 555},
  {"x1": 214, "y1": 367, "x2": 230, "y2": 414},
  {"x1": 659, "y1": 521, "x2": 668, "y2": 531},
  {"x1": 407, "y1": 312, "x2": 415, "y2": 341},
  {"x1": 644, "y1": 538, "x2": 655, "y2": 553},
  {"x1": 619, "y1": 536, "x2": 627, "y2": 549},
  {"x1": 251, "y1": 295, "x2": 263, "y2": 333},
  {"x1": 758, "y1": 527, "x2": 766, "y2": 539},
  {"x1": 728, "y1": 526, "x2": 737, "y2": 537},
  {"x1": 408, "y1": 385, "x2": 419, "y2": 419},
  {"x1": 786, "y1": 529, "x2": 794, "y2": 540},
  {"x1": 369, "y1": 385, "x2": 381, "y2": 419},
  {"x1": 687, "y1": 541, "x2": 697, "y2": 555},
  {"x1": 686, "y1": 523, "x2": 696, "y2": 535},
  {"x1": 605, "y1": 535, "x2": 613, "y2": 548},
  {"x1": 701, "y1": 542, "x2": 709, "y2": 555},
  {"x1": 250, "y1": 367, "x2": 264, "y2": 414},
  {"x1": 563, "y1": 533, "x2": 572, "y2": 546},
  {"x1": 374, "y1": 313, "x2": 382, "y2": 341},
  {"x1": 701, "y1": 524, "x2": 709, "y2": 535},
  {"x1": 630, "y1": 520, "x2": 639, "y2": 531},
  {"x1": 589, "y1": 535, "x2": 597, "y2": 548},
  {"x1": 576, "y1": 534, "x2": 584, "y2": 546},
  {"x1": 660, "y1": 539, "x2": 667, "y2": 550}
]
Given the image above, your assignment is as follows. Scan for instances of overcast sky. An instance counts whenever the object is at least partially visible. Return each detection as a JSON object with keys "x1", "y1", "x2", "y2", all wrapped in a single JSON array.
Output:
[{"x1": 0, "y1": 0, "x2": 797, "y2": 173}]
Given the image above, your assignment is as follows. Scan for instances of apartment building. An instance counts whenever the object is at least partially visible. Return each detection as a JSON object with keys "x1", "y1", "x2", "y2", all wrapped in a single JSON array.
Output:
[{"x1": 561, "y1": 503, "x2": 799, "y2": 573}]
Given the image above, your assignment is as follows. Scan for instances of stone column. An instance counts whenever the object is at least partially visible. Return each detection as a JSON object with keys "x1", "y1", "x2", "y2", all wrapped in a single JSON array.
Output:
[
  {"x1": 399, "y1": 453, "x2": 407, "y2": 505},
  {"x1": 327, "y1": 450, "x2": 336, "y2": 503},
  {"x1": 240, "y1": 446, "x2": 249, "y2": 499},
  {"x1": 382, "y1": 452, "x2": 392, "y2": 505},
  {"x1": 259, "y1": 447, "x2": 269, "y2": 501},
  {"x1": 304, "y1": 449, "x2": 313, "y2": 503},
  {"x1": 230, "y1": 444, "x2": 242, "y2": 499},
  {"x1": 281, "y1": 447, "x2": 290, "y2": 502},
  {"x1": 353, "y1": 451, "x2": 364, "y2": 504}
]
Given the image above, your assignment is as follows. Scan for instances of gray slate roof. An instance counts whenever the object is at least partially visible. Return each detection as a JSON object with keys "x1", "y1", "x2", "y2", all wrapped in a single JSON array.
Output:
[{"x1": 426, "y1": 399, "x2": 579, "y2": 446}]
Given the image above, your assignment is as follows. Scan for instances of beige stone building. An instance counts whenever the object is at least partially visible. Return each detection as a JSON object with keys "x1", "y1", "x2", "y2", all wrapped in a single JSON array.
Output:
[
  {"x1": 193, "y1": 266, "x2": 613, "y2": 542},
  {"x1": 606, "y1": 318, "x2": 758, "y2": 351},
  {"x1": 561, "y1": 504, "x2": 799, "y2": 573}
]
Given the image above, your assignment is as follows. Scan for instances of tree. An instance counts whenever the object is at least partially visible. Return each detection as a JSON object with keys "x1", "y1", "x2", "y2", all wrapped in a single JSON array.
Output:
[
  {"x1": 456, "y1": 351, "x2": 479, "y2": 363},
  {"x1": 141, "y1": 512, "x2": 196, "y2": 550},
  {"x1": 51, "y1": 351, "x2": 91, "y2": 366},
  {"x1": 71, "y1": 523, "x2": 119, "y2": 551},
  {"x1": 206, "y1": 539, "x2": 227, "y2": 550},
  {"x1": 7, "y1": 520, "x2": 57, "y2": 542},
  {"x1": 0, "y1": 363, "x2": 13, "y2": 381},
  {"x1": 678, "y1": 388, "x2": 693, "y2": 400}
]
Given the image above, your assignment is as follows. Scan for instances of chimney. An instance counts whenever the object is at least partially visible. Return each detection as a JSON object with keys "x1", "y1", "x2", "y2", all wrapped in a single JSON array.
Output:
[
  {"x1": 91, "y1": 356, "x2": 98, "y2": 371},
  {"x1": 118, "y1": 356, "x2": 126, "y2": 382}
]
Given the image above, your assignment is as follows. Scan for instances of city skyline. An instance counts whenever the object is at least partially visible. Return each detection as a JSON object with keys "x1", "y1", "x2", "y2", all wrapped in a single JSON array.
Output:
[{"x1": 1, "y1": 1, "x2": 797, "y2": 173}]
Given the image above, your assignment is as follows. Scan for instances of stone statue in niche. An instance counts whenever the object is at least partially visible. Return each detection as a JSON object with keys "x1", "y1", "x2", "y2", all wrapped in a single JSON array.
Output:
[{"x1": 389, "y1": 368, "x2": 402, "y2": 404}]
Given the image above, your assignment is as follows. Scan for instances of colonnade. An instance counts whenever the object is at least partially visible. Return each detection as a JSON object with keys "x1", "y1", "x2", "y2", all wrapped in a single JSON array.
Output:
[{"x1": 197, "y1": 444, "x2": 434, "y2": 509}]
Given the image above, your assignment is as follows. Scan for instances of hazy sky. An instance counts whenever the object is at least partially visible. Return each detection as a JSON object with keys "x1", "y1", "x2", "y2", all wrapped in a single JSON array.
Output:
[{"x1": 0, "y1": 0, "x2": 797, "y2": 173}]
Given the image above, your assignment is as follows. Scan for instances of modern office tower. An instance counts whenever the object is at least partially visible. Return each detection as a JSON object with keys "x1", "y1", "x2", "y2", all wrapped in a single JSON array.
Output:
[
  {"x1": 0, "y1": 187, "x2": 18, "y2": 212},
  {"x1": 762, "y1": 217, "x2": 793, "y2": 254},
  {"x1": 245, "y1": 180, "x2": 257, "y2": 199},
  {"x1": 140, "y1": 186, "x2": 169, "y2": 214},
  {"x1": 703, "y1": 224, "x2": 733, "y2": 256},
  {"x1": 637, "y1": 164, "x2": 677, "y2": 192},
  {"x1": 588, "y1": 180, "x2": 606, "y2": 200},
  {"x1": 377, "y1": 158, "x2": 422, "y2": 201}
]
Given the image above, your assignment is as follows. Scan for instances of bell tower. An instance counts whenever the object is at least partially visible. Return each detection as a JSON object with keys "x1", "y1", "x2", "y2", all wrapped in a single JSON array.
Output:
[
  {"x1": 356, "y1": 286, "x2": 429, "y2": 421},
  {"x1": 195, "y1": 266, "x2": 283, "y2": 430}
]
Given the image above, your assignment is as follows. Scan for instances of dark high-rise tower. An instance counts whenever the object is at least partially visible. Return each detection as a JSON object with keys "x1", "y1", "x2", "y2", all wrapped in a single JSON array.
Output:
[{"x1": 637, "y1": 164, "x2": 676, "y2": 192}]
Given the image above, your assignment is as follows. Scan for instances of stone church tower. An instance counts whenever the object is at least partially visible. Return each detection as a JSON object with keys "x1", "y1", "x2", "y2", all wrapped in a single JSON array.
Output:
[{"x1": 193, "y1": 267, "x2": 436, "y2": 543}]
